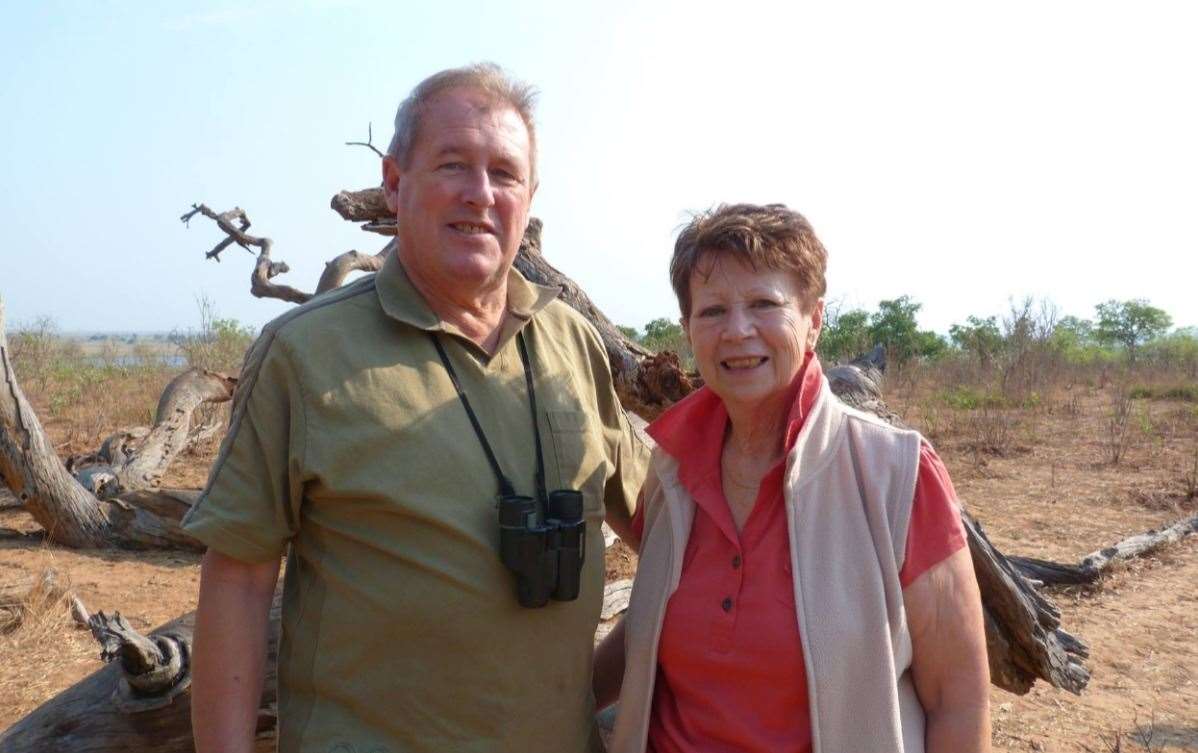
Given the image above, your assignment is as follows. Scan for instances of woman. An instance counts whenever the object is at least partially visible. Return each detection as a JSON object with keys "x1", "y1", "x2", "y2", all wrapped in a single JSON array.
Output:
[{"x1": 595, "y1": 204, "x2": 990, "y2": 753}]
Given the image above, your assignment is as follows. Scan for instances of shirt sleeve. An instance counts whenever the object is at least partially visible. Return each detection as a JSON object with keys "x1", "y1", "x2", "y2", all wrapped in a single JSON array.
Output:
[
  {"x1": 180, "y1": 328, "x2": 307, "y2": 563},
  {"x1": 899, "y1": 441, "x2": 967, "y2": 588},
  {"x1": 579, "y1": 323, "x2": 650, "y2": 536}
]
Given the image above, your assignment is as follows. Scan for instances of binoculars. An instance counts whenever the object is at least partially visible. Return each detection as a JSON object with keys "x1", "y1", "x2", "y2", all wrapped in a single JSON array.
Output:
[{"x1": 497, "y1": 489, "x2": 586, "y2": 608}]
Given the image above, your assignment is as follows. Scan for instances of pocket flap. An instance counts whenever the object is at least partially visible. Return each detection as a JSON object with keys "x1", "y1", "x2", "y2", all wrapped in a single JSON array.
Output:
[{"x1": 547, "y1": 409, "x2": 587, "y2": 432}]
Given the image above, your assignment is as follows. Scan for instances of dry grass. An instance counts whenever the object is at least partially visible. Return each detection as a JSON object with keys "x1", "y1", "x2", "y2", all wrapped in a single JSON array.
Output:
[{"x1": 2, "y1": 342, "x2": 1198, "y2": 747}]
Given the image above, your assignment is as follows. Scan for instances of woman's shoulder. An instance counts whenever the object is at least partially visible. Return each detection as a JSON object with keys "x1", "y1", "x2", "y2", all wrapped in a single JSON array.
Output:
[{"x1": 829, "y1": 392, "x2": 924, "y2": 446}]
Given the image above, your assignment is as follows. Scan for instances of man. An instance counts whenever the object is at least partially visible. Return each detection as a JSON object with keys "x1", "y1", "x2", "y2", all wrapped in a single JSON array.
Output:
[{"x1": 184, "y1": 63, "x2": 647, "y2": 753}]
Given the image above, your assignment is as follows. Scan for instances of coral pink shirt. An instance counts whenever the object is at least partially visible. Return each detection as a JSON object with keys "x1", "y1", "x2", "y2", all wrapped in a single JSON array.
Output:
[{"x1": 630, "y1": 355, "x2": 966, "y2": 753}]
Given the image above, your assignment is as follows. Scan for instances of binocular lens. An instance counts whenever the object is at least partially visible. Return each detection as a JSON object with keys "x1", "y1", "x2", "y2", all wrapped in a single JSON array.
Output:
[
  {"x1": 547, "y1": 489, "x2": 583, "y2": 523},
  {"x1": 497, "y1": 494, "x2": 537, "y2": 527}
]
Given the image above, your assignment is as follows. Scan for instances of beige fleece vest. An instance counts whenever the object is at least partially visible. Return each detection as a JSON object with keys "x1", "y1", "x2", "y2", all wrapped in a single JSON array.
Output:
[{"x1": 610, "y1": 378, "x2": 926, "y2": 753}]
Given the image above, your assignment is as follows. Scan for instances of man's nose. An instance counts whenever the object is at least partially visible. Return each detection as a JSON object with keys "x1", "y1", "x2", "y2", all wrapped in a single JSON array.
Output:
[{"x1": 461, "y1": 168, "x2": 496, "y2": 207}]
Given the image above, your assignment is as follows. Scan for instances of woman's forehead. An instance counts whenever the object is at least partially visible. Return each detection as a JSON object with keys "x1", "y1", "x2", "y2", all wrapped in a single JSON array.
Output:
[{"x1": 690, "y1": 253, "x2": 797, "y2": 294}]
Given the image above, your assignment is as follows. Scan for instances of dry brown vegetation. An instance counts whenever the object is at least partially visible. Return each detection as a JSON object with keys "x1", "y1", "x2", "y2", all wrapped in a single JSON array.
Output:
[{"x1": 2, "y1": 342, "x2": 1196, "y2": 751}]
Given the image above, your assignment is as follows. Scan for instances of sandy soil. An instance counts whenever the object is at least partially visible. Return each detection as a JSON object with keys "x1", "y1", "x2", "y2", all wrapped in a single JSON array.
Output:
[{"x1": 2, "y1": 385, "x2": 1196, "y2": 751}]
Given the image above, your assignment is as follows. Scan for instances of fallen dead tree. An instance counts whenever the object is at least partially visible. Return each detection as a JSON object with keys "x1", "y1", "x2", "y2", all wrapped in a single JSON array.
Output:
[
  {"x1": 0, "y1": 193, "x2": 1106, "y2": 752},
  {"x1": 1011, "y1": 513, "x2": 1198, "y2": 586},
  {"x1": 0, "y1": 595, "x2": 281, "y2": 753},
  {"x1": 194, "y1": 191, "x2": 1092, "y2": 695},
  {"x1": 0, "y1": 299, "x2": 228, "y2": 550}
]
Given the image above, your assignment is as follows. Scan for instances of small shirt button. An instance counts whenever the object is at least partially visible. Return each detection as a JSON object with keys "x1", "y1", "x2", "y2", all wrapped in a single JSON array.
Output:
[
  {"x1": 731, "y1": 555, "x2": 742, "y2": 569},
  {"x1": 721, "y1": 597, "x2": 733, "y2": 612}
]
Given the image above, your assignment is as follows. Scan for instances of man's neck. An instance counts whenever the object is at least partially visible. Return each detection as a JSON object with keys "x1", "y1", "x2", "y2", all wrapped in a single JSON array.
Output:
[{"x1": 399, "y1": 256, "x2": 509, "y2": 353}]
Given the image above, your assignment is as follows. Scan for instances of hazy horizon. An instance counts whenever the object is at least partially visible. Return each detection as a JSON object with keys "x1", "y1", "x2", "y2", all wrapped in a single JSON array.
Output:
[{"x1": 3, "y1": 1, "x2": 1196, "y2": 336}]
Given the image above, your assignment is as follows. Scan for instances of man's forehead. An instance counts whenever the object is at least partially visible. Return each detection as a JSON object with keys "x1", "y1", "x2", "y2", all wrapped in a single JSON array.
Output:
[{"x1": 422, "y1": 87, "x2": 527, "y2": 135}]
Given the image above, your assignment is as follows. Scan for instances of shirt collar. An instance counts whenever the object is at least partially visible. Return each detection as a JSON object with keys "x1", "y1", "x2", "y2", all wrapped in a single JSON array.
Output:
[
  {"x1": 648, "y1": 352, "x2": 826, "y2": 465},
  {"x1": 375, "y1": 247, "x2": 561, "y2": 335}
]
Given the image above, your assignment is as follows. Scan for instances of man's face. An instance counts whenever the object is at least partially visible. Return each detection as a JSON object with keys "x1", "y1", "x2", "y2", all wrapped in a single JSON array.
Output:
[{"x1": 383, "y1": 87, "x2": 535, "y2": 296}]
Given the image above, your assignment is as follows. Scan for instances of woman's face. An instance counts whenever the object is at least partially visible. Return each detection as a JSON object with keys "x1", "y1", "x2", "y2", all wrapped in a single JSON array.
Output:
[{"x1": 684, "y1": 254, "x2": 823, "y2": 414}]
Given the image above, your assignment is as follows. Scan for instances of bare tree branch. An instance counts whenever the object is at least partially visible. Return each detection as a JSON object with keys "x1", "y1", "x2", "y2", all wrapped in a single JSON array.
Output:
[{"x1": 345, "y1": 122, "x2": 386, "y2": 159}]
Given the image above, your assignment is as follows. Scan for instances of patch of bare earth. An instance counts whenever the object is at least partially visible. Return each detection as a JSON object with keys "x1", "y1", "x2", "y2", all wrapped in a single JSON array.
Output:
[{"x1": 2, "y1": 376, "x2": 1196, "y2": 749}]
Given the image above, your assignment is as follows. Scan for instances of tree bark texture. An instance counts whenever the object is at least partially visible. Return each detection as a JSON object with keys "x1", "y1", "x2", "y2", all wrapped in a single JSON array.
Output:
[
  {"x1": 1, "y1": 298, "x2": 215, "y2": 550},
  {"x1": 0, "y1": 595, "x2": 281, "y2": 753},
  {"x1": 1010, "y1": 512, "x2": 1198, "y2": 586}
]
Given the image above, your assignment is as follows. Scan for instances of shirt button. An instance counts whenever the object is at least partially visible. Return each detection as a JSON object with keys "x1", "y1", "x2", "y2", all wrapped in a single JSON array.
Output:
[
  {"x1": 731, "y1": 555, "x2": 742, "y2": 569},
  {"x1": 721, "y1": 597, "x2": 733, "y2": 612}
]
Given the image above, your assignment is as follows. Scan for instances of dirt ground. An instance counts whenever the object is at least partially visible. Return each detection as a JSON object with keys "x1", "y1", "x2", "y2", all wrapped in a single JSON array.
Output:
[{"x1": 1, "y1": 383, "x2": 1196, "y2": 751}]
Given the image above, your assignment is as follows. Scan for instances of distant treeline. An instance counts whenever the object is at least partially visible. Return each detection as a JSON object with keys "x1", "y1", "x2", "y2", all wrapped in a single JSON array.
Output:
[{"x1": 620, "y1": 297, "x2": 1197, "y2": 374}]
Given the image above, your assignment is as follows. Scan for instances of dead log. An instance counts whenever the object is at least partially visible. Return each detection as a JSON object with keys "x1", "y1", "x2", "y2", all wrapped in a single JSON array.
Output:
[
  {"x1": 965, "y1": 516, "x2": 1089, "y2": 694},
  {"x1": 1010, "y1": 513, "x2": 1198, "y2": 586},
  {"x1": 66, "y1": 370, "x2": 236, "y2": 500},
  {"x1": 0, "y1": 577, "x2": 640, "y2": 753},
  {"x1": 1, "y1": 298, "x2": 211, "y2": 550},
  {"x1": 821, "y1": 346, "x2": 1090, "y2": 694},
  {"x1": 0, "y1": 595, "x2": 281, "y2": 753}
]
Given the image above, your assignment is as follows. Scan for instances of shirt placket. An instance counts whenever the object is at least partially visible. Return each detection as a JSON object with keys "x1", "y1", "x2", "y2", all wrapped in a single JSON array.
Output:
[{"x1": 709, "y1": 533, "x2": 744, "y2": 654}]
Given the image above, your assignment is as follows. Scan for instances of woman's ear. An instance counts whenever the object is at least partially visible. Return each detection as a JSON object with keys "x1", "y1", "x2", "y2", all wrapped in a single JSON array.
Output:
[{"x1": 806, "y1": 299, "x2": 825, "y2": 352}]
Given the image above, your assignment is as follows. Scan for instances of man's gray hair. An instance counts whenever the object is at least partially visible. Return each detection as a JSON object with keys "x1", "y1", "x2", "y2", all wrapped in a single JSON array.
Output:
[{"x1": 387, "y1": 62, "x2": 540, "y2": 184}]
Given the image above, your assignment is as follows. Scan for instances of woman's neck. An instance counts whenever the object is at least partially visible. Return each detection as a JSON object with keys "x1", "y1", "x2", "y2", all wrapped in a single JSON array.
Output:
[{"x1": 723, "y1": 395, "x2": 789, "y2": 462}]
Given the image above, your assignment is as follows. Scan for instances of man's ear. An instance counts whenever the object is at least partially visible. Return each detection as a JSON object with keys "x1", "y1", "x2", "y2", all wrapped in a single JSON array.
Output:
[{"x1": 382, "y1": 155, "x2": 402, "y2": 214}]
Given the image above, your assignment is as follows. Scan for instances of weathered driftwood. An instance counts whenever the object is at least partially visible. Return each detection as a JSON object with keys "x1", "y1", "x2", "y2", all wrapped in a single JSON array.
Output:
[
  {"x1": 0, "y1": 197, "x2": 1107, "y2": 753},
  {"x1": 66, "y1": 369, "x2": 236, "y2": 500},
  {"x1": 182, "y1": 203, "x2": 390, "y2": 303},
  {"x1": 965, "y1": 516, "x2": 1089, "y2": 694},
  {"x1": 1011, "y1": 513, "x2": 1198, "y2": 586},
  {"x1": 327, "y1": 189, "x2": 1099, "y2": 694},
  {"x1": 0, "y1": 298, "x2": 213, "y2": 550},
  {"x1": 0, "y1": 596, "x2": 281, "y2": 753}
]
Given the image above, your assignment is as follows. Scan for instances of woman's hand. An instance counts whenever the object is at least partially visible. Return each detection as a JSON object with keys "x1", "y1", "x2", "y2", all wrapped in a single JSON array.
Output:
[{"x1": 905, "y1": 547, "x2": 991, "y2": 753}]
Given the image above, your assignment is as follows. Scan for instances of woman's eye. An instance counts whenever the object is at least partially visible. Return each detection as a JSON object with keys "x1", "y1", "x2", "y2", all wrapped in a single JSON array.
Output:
[
  {"x1": 697, "y1": 306, "x2": 725, "y2": 318},
  {"x1": 752, "y1": 299, "x2": 781, "y2": 309}
]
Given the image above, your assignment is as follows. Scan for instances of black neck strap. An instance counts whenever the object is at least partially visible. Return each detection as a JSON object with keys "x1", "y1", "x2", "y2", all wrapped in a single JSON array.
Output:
[{"x1": 429, "y1": 330, "x2": 549, "y2": 506}]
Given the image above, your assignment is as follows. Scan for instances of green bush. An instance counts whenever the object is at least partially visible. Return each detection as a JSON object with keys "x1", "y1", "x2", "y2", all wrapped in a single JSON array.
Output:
[
  {"x1": 171, "y1": 297, "x2": 255, "y2": 374},
  {"x1": 1128, "y1": 384, "x2": 1198, "y2": 402}
]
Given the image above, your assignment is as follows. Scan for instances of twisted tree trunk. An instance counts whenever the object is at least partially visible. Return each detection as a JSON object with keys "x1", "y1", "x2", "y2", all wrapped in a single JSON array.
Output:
[{"x1": 0, "y1": 299, "x2": 226, "y2": 550}]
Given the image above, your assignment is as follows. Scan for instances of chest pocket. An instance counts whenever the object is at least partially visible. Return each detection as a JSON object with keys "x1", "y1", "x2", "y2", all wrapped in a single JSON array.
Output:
[{"x1": 547, "y1": 409, "x2": 605, "y2": 513}]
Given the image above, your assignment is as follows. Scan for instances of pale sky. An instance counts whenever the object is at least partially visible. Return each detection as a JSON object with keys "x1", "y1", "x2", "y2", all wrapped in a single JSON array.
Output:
[{"x1": 2, "y1": 0, "x2": 1195, "y2": 336}]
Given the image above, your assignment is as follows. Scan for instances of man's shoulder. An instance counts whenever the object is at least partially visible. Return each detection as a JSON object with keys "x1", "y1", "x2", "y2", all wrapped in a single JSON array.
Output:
[
  {"x1": 262, "y1": 275, "x2": 381, "y2": 349},
  {"x1": 535, "y1": 298, "x2": 605, "y2": 350},
  {"x1": 233, "y1": 275, "x2": 381, "y2": 387}
]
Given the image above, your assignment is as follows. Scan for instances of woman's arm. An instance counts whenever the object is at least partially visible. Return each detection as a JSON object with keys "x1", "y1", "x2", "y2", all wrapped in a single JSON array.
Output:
[
  {"x1": 905, "y1": 547, "x2": 991, "y2": 753},
  {"x1": 592, "y1": 617, "x2": 627, "y2": 709}
]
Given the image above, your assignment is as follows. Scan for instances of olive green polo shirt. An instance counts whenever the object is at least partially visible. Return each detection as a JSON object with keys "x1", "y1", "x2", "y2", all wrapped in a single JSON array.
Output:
[{"x1": 182, "y1": 250, "x2": 648, "y2": 753}]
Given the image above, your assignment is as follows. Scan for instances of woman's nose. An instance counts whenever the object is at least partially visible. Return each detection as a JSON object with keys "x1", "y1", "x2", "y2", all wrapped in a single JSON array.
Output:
[{"x1": 723, "y1": 307, "x2": 755, "y2": 339}]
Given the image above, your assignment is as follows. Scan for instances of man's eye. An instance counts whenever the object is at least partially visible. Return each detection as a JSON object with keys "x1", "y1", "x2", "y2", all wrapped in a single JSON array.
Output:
[
  {"x1": 439, "y1": 162, "x2": 466, "y2": 171},
  {"x1": 751, "y1": 299, "x2": 781, "y2": 309},
  {"x1": 490, "y1": 168, "x2": 520, "y2": 184}
]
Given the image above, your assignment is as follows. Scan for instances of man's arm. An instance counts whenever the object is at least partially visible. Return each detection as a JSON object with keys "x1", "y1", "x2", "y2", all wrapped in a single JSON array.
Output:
[
  {"x1": 905, "y1": 547, "x2": 991, "y2": 753},
  {"x1": 191, "y1": 549, "x2": 281, "y2": 753},
  {"x1": 592, "y1": 617, "x2": 627, "y2": 709}
]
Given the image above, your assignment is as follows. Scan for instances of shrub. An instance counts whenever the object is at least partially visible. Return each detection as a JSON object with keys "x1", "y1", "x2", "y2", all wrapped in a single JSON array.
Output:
[{"x1": 171, "y1": 297, "x2": 255, "y2": 374}]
